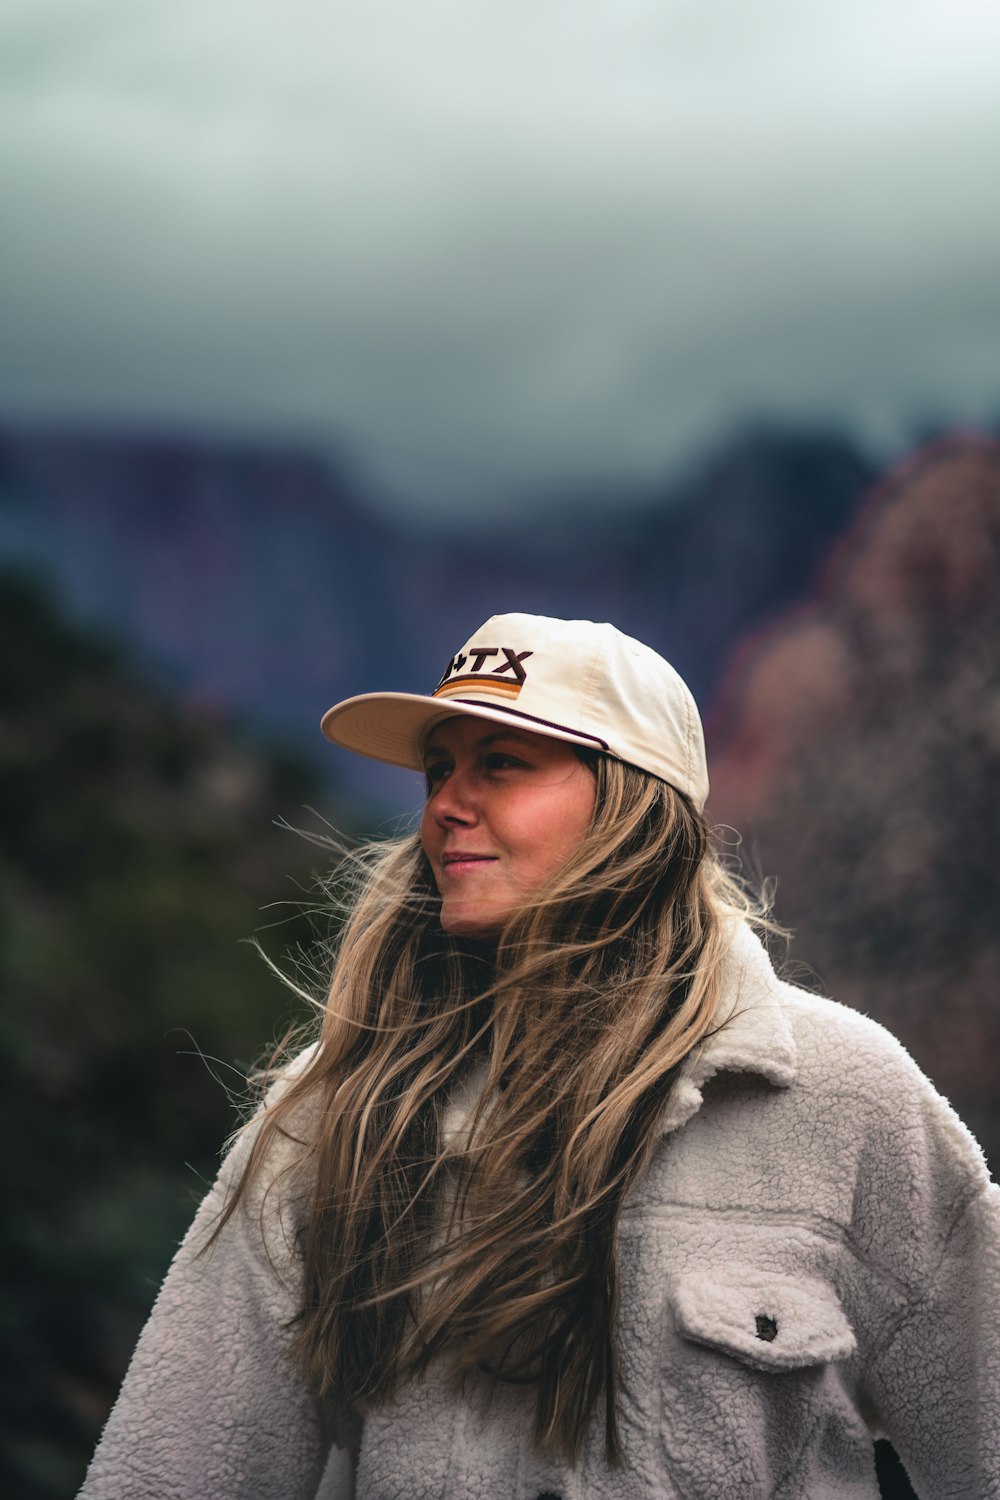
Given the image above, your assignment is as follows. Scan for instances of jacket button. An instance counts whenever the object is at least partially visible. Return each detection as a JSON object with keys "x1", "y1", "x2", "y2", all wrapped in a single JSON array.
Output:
[{"x1": 755, "y1": 1313, "x2": 778, "y2": 1342}]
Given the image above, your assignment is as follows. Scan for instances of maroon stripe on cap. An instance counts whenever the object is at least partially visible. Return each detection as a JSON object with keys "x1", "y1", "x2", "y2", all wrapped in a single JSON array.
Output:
[{"x1": 447, "y1": 698, "x2": 610, "y2": 750}]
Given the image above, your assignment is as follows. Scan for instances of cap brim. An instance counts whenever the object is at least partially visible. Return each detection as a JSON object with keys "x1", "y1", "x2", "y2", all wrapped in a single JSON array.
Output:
[{"x1": 321, "y1": 691, "x2": 604, "y2": 771}]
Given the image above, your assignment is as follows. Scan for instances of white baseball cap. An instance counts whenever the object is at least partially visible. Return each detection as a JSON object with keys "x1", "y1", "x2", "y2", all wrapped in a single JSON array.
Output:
[{"x1": 321, "y1": 613, "x2": 709, "y2": 810}]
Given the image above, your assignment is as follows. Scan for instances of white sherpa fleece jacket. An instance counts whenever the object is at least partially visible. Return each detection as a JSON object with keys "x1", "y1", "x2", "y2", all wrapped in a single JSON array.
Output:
[{"x1": 79, "y1": 925, "x2": 1000, "y2": 1499}]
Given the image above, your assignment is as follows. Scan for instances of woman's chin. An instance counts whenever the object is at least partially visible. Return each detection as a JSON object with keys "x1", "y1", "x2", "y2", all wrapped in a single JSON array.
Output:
[{"x1": 439, "y1": 902, "x2": 504, "y2": 939}]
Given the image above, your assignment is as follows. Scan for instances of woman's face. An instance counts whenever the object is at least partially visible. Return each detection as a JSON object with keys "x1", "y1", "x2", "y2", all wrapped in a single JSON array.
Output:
[{"x1": 419, "y1": 716, "x2": 597, "y2": 938}]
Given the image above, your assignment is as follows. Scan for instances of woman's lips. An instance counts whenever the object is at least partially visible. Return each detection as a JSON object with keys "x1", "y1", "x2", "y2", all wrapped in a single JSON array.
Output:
[{"x1": 441, "y1": 854, "x2": 498, "y2": 875}]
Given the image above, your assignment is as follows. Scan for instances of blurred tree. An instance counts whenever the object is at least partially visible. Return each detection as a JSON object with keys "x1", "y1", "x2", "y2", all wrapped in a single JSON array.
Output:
[{"x1": 0, "y1": 571, "x2": 337, "y2": 1497}]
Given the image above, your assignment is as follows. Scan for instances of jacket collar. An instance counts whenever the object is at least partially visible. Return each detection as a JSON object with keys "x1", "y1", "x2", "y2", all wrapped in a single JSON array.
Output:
[
  {"x1": 442, "y1": 921, "x2": 797, "y2": 1150},
  {"x1": 656, "y1": 920, "x2": 797, "y2": 1136}
]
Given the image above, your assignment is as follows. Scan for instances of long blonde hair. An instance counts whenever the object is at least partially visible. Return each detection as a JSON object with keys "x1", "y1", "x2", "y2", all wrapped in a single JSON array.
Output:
[{"x1": 221, "y1": 754, "x2": 758, "y2": 1464}]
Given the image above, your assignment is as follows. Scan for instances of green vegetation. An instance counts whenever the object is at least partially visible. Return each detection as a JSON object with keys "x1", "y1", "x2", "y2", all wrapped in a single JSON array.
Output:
[{"x1": 0, "y1": 572, "x2": 338, "y2": 1498}]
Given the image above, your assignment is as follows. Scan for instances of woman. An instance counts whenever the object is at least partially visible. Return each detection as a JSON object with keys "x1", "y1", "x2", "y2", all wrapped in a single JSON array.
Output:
[{"x1": 80, "y1": 613, "x2": 999, "y2": 1499}]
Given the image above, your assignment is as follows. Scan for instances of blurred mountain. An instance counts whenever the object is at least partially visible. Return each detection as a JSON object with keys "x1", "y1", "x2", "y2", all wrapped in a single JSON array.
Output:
[
  {"x1": 709, "y1": 436, "x2": 1000, "y2": 1170},
  {"x1": 0, "y1": 425, "x2": 877, "y2": 808},
  {"x1": 0, "y1": 571, "x2": 329, "y2": 1498}
]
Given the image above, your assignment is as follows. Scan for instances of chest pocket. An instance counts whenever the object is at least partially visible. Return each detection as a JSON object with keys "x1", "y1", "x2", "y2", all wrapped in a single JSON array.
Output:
[
  {"x1": 670, "y1": 1264, "x2": 857, "y2": 1371},
  {"x1": 657, "y1": 1264, "x2": 870, "y2": 1496}
]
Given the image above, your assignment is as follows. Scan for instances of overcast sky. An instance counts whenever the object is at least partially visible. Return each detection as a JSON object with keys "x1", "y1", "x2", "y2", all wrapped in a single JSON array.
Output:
[{"x1": 2, "y1": 0, "x2": 999, "y2": 513}]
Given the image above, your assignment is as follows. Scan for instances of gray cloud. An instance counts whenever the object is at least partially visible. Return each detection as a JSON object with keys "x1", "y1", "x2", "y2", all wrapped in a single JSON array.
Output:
[{"x1": 2, "y1": 0, "x2": 999, "y2": 512}]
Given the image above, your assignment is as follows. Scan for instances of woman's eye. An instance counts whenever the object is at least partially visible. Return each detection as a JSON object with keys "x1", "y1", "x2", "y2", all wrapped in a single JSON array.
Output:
[
  {"x1": 484, "y1": 753, "x2": 524, "y2": 772},
  {"x1": 424, "y1": 762, "x2": 450, "y2": 791}
]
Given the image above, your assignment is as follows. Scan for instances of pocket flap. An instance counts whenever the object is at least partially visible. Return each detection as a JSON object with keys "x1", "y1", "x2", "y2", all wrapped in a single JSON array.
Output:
[{"x1": 671, "y1": 1266, "x2": 857, "y2": 1371}]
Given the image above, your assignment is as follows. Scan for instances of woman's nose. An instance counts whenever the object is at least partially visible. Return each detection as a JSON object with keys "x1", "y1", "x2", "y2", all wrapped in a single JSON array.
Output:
[{"x1": 428, "y1": 766, "x2": 479, "y2": 824}]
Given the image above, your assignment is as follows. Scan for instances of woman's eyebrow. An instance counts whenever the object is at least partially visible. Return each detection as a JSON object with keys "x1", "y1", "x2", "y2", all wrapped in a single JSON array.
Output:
[
  {"x1": 422, "y1": 729, "x2": 534, "y2": 760},
  {"x1": 420, "y1": 745, "x2": 451, "y2": 771}
]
